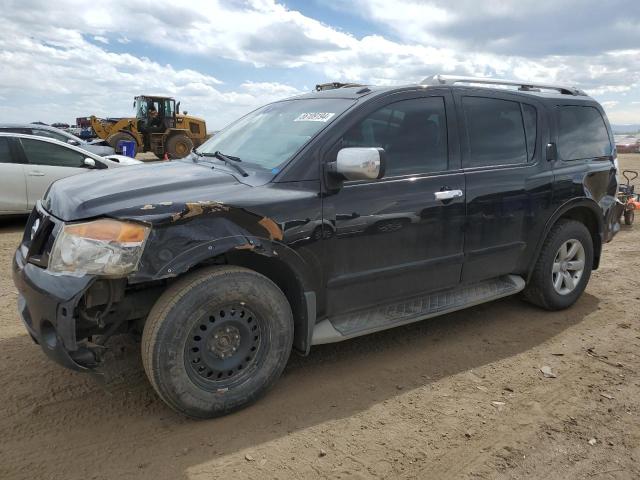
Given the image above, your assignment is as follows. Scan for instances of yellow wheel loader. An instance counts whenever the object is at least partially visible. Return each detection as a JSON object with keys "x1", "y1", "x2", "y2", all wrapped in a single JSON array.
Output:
[{"x1": 89, "y1": 95, "x2": 208, "y2": 158}]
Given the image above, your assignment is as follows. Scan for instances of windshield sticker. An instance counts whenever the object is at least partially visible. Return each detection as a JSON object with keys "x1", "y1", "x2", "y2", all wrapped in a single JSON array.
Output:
[{"x1": 294, "y1": 112, "x2": 335, "y2": 122}]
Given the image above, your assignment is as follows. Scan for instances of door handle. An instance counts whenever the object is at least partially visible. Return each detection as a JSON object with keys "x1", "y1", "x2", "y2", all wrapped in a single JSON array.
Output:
[
  {"x1": 434, "y1": 189, "x2": 463, "y2": 201},
  {"x1": 28, "y1": 171, "x2": 45, "y2": 177}
]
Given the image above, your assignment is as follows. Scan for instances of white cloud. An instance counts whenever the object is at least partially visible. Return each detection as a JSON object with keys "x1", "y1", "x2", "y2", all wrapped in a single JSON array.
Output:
[
  {"x1": 0, "y1": 0, "x2": 638, "y2": 126},
  {"x1": 0, "y1": 20, "x2": 301, "y2": 128},
  {"x1": 93, "y1": 35, "x2": 109, "y2": 45}
]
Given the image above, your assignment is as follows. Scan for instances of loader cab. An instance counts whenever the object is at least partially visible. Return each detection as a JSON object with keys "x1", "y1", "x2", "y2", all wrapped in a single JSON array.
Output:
[{"x1": 134, "y1": 96, "x2": 177, "y2": 131}]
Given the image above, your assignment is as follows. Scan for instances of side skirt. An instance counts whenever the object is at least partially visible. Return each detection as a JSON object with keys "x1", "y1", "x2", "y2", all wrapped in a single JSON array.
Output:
[{"x1": 311, "y1": 275, "x2": 525, "y2": 345}]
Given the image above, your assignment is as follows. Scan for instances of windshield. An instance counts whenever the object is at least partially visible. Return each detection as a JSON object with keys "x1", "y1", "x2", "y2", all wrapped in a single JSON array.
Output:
[{"x1": 196, "y1": 98, "x2": 355, "y2": 170}]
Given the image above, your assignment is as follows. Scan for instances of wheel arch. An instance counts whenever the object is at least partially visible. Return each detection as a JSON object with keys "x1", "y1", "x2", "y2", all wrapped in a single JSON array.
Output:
[
  {"x1": 132, "y1": 236, "x2": 319, "y2": 356},
  {"x1": 527, "y1": 198, "x2": 603, "y2": 282},
  {"x1": 223, "y1": 249, "x2": 316, "y2": 355}
]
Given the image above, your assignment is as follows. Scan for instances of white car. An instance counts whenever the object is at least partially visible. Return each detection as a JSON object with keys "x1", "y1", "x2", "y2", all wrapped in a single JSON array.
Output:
[
  {"x1": 0, "y1": 133, "x2": 141, "y2": 215},
  {"x1": 0, "y1": 123, "x2": 116, "y2": 156}
]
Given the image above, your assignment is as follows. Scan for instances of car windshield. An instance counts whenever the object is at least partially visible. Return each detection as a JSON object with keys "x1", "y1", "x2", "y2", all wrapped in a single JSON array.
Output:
[{"x1": 195, "y1": 98, "x2": 355, "y2": 170}]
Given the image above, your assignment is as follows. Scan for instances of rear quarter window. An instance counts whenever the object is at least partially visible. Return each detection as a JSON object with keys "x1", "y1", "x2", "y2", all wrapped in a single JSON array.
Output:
[{"x1": 557, "y1": 106, "x2": 611, "y2": 160}]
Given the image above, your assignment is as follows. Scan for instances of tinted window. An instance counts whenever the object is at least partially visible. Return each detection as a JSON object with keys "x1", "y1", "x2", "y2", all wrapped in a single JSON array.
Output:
[
  {"x1": 343, "y1": 97, "x2": 448, "y2": 176},
  {"x1": 21, "y1": 138, "x2": 85, "y2": 167},
  {"x1": 462, "y1": 97, "x2": 527, "y2": 167},
  {"x1": 522, "y1": 104, "x2": 537, "y2": 161},
  {"x1": 0, "y1": 138, "x2": 12, "y2": 163},
  {"x1": 558, "y1": 106, "x2": 611, "y2": 160}
]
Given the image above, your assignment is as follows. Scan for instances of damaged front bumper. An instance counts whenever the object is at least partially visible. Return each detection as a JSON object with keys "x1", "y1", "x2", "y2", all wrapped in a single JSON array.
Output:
[{"x1": 12, "y1": 247, "x2": 97, "y2": 371}]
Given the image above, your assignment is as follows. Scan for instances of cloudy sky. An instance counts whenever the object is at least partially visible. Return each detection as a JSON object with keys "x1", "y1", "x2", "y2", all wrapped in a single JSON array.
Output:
[{"x1": 0, "y1": 0, "x2": 638, "y2": 129}]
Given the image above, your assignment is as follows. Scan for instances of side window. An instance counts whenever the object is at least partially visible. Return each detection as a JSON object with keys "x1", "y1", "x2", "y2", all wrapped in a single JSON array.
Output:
[
  {"x1": 20, "y1": 138, "x2": 86, "y2": 168},
  {"x1": 522, "y1": 104, "x2": 537, "y2": 161},
  {"x1": 557, "y1": 106, "x2": 611, "y2": 160},
  {"x1": 462, "y1": 96, "x2": 528, "y2": 167},
  {"x1": 0, "y1": 138, "x2": 13, "y2": 163},
  {"x1": 32, "y1": 129, "x2": 69, "y2": 143},
  {"x1": 342, "y1": 97, "x2": 448, "y2": 176}
]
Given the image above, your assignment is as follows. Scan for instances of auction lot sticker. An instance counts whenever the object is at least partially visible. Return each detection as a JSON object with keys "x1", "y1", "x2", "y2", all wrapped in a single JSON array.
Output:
[{"x1": 294, "y1": 112, "x2": 335, "y2": 122}]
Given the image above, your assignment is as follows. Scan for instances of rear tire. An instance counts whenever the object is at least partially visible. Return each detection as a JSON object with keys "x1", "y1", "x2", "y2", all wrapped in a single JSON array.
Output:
[
  {"x1": 106, "y1": 131, "x2": 137, "y2": 154},
  {"x1": 142, "y1": 266, "x2": 293, "y2": 418},
  {"x1": 624, "y1": 209, "x2": 634, "y2": 225},
  {"x1": 522, "y1": 220, "x2": 593, "y2": 310},
  {"x1": 165, "y1": 133, "x2": 193, "y2": 159}
]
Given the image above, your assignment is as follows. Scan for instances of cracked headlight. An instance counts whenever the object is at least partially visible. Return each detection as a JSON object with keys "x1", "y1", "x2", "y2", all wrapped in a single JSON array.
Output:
[{"x1": 48, "y1": 219, "x2": 150, "y2": 277}]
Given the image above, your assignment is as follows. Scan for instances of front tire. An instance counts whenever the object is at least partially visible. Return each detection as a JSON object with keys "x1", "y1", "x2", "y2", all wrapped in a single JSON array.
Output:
[
  {"x1": 142, "y1": 266, "x2": 293, "y2": 418},
  {"x1": 523, "y1": 220, "x2": 593, "y2": 310}
]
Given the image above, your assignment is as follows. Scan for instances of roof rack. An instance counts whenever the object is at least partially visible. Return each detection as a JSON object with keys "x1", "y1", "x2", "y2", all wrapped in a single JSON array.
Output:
[
  {"x1": 315, "y1": 82, "x2": 366, "y2": 91},
  {"x1": 421, "y1": 74, "x2": 587, "y2": 96}
]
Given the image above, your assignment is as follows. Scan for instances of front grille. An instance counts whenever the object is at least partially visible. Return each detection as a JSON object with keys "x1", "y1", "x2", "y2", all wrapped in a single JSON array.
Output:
[{"x1": 23, "y1": 204, "x2": 59, "y2": 268}]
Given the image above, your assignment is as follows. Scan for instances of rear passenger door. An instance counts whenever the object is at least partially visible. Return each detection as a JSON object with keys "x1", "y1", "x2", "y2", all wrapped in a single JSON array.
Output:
[
  {"x1": 0, "y1": 137, "x2": 28, "y2": 213},
  {"x1": 455, "y1": 90, "x2": 555, "y2": 283},
  {"x1": 17, "y1": 138, "x2": 89, "y2": 208}
]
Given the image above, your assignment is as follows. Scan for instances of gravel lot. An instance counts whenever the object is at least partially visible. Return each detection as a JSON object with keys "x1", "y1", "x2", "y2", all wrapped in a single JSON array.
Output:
[{"x1": 1, "y1": 155, "x2": 639, "y2": 479}]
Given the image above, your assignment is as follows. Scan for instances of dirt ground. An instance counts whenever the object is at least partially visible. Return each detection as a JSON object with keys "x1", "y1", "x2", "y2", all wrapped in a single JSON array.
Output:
[{"x1": 1, "y1": 155, "x2": 639, "y2": 480}]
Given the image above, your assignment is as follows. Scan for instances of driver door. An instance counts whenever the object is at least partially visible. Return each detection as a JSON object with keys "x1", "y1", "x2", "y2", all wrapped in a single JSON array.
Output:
[{"x1": 322, "y1": 90, "x2": 465, "y2": 315}]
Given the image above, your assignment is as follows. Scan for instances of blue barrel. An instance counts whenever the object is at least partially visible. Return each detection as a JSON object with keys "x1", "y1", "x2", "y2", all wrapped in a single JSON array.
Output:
[{"x1": 117, "y1": 140, "x2": 137, "y2": 158}]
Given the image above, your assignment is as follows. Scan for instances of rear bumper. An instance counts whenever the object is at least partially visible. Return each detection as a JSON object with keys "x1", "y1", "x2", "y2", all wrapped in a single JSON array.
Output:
[{"x1": 12, "y1": 247, "x2": 96, "y2": 371}]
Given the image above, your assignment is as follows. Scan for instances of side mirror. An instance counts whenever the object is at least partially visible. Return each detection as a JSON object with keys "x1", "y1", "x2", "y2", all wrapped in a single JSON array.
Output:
[
  {"x1": 330, "y1": 147, "x2": 386, "y2": 181},
  {"x1": 83, "y1": 157, "x2": 96, "y2": 168}
]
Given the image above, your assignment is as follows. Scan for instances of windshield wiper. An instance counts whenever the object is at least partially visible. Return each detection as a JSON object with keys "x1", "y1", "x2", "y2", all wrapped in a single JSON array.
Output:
[{"x1": 201, "y1": 151, "x2": 248, "y2": 177}]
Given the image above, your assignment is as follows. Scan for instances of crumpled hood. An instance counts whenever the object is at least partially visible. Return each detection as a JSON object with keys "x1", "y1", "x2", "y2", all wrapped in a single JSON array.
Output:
[{"x1": 44, "y1": 160, "x2": 251, "y2": 221}]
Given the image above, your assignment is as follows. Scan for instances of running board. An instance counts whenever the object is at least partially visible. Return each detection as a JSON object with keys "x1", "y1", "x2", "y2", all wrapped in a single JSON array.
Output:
[{"x1": 312, "y1": 275, "x2": 525, "y2": 345}]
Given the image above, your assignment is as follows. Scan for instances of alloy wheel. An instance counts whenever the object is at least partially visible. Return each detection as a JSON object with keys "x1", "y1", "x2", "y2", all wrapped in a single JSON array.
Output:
[{"x1": 551, "y1": 238, "x2": 585, "y2": 295}]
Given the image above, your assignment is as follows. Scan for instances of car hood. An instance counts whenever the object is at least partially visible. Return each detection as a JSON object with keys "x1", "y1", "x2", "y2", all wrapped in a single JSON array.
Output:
[{"x1": 44, "y1": 160, "x2": 252, "y2": 221}]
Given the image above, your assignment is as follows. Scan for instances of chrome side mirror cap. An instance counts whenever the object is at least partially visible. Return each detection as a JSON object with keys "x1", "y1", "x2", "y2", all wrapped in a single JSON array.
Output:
[
  {"x1": 332, "y1": 147, "x2": 386, "y2": 181},
  {"x1": 83, "y1": 157, "x2": 96, "y2": 168}
]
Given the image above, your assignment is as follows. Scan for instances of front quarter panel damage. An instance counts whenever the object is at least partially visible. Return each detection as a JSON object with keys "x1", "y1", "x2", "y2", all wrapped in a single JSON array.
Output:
[{"x1": 118, "y1": 200, "x2": 312, "y2": 289}]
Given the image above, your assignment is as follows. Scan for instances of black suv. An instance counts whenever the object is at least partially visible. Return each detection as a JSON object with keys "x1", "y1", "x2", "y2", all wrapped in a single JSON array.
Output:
[{"x1": 13, "y1": 75, "x2": 619, "y2": 418}]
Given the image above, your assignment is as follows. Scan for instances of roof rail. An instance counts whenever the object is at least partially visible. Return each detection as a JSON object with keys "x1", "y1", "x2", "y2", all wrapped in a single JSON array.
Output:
[
  {"x1": 315, "y1": 82, "x2": 366, "y2": 91},
  {"x1": 421, "y1": 74, "x2": 587, "y2": 96}
]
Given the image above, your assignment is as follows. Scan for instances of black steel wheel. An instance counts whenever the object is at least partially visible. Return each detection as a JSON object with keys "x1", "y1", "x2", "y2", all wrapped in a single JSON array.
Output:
[
  {"x1": 142, "y1": 266, "x2": 293, "y2": 418},
  {"x1": 185, "y1": 304, "x2": 265, "y2": 389}
]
